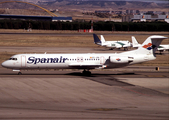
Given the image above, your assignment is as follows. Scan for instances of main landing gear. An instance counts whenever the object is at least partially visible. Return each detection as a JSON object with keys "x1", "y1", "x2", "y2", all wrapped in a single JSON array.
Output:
[
  {"x1": 82, "y1": 69, "x2": 91, "y2": 76},
  {"x1": 124, "y1": 47, "x2": 128, "y2": 51}
]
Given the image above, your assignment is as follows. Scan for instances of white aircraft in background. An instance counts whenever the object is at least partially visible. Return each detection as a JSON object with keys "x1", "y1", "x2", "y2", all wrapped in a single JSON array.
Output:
[
  {"x1": 132, "y1": 36, "x2": 169, "y2": 53},
  {"x1": 93, "y1": 34, "x2": 131, "y2": 50},
  {"x1": 1, "y1": 35, "x2": 167, "y2": 75}
]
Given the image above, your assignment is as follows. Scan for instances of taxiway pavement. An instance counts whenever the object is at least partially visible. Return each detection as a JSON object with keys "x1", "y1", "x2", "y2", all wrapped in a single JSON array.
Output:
[{"x1": 0, "y1": 66, "x2": 168, "y2": 120}]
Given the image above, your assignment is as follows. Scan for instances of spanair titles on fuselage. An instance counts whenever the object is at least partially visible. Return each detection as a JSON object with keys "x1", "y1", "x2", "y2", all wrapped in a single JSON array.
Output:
[{"x1": 27, "y1": 56, "x2": 67, "y2": 64}]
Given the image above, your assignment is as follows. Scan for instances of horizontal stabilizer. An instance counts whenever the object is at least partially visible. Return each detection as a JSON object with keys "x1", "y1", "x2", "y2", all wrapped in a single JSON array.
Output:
[{"x1": 138, "y1": 35, "x2": 168, "y2": 55}]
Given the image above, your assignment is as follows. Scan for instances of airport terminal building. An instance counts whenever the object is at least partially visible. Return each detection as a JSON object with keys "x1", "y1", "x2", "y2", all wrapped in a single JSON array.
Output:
[{"x1": 122, "y1": 15, "x2": 169, "y2": 23}]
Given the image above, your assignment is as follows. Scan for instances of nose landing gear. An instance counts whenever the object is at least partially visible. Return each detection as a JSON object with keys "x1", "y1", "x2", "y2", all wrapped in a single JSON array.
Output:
[
  {"x1": 18, "y1": 72, "x2": 22, "y2": 75},
  {"x1": 13, "y1": 69, "x2": 22, "y2": 75}
]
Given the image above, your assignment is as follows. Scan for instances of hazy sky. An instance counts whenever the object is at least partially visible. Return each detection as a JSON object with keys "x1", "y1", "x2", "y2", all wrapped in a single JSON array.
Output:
[
  {"x1": 43, "y1": 0, "x2": 168, "y2": 3},
  {"x1": 93, "y1": 0, "x2": 169, "y2": 3},
  {"x1": 82, "y1": 0, "x2": 168, "y2": 3}
]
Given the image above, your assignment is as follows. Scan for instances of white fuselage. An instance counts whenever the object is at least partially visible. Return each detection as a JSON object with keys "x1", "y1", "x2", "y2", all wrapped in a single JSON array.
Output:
[
  {"x1": 158, "y1": 45, "x2": 169, "y2": 51},
  {"x1": 101, "y1": 41, "x2": 131, "y2": 48},
  {"x1": 2, "y1": 35, "x2": 167, "y2": 74},
  {"x1": 1, "y1": 52, "x2": 155, "y2": 70}
]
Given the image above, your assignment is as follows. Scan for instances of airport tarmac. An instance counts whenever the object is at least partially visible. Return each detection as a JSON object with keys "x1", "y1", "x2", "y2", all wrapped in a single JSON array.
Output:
[
  {"x1": 0, "y1": 66, "x2": 169, "y2": 120},
  {"x1": 0, "y1": 31, "x2": 168, "y2": 119}
]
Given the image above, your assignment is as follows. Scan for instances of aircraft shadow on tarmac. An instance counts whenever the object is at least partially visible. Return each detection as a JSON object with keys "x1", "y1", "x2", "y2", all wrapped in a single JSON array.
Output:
[
  {"x1": 66, "y1": 72, "x2": 135, "y2": 86},
  {"x1": 1, "y1": 72, "x2": 136, "y2": 86},
  {"x1": 66, "y1": 72, "x2": 136, "y2": 76},
  {"x1": 1, "y1": 72, "x2": 136, "y2": 76}
]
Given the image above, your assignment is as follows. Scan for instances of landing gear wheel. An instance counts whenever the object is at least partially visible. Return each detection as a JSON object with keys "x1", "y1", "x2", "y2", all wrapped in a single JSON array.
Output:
[
  {"x1": 18, "y1": 72, "x2": 22, "y2": 75},
  {"x1": 124, "y1": 47, "x2": 128, "y2": 51}
]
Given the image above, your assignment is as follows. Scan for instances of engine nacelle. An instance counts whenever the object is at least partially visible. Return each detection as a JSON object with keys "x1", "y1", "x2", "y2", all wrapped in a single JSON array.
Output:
[{"x1": 109, "y1": 55, "x2": 133, "y2": 63}]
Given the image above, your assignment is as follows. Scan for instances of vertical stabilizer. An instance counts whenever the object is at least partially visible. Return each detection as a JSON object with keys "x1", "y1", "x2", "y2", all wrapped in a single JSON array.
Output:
[
  {"x1": 93, "y1": 34, "x2": 101, "y2": 45},
  {"x1": 100, "y1": 35, "x2": 106, "y2": 43},
  {"x1": 137, "y1": 35, "x2": 167, "y2": 55},
  {"x1": 132, "y1": 36, "x2": 141, "y2": 47}
]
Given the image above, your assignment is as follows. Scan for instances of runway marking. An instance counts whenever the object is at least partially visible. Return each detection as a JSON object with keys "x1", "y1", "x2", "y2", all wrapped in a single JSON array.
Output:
[
  {"x1": 88, "y1": 108, "x2": 121, "y2": 111},
  {"x1": 121, "y1": 86, "x2": 152, "y2": 97},
  {"x1": 145, "y1": 75, "x2": 166, "y2": 78},
  {"x1": 86, "y1": 77, "x2": 134, "y2": 86}
]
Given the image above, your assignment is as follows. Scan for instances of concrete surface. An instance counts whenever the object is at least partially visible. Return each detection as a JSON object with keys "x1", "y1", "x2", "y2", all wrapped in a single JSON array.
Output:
[
  {"x1": 0, "y1": 66, "x2": 168, "y2": 120},
  {"x1": 119, "y1": 78, "x2": 169, "y2": 94}
]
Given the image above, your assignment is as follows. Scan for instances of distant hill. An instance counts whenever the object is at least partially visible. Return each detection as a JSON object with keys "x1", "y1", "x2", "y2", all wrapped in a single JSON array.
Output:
[
  {"x1": 19, "y1": 0, "x2": 168, "y2": 9},
  {"x1": 0, "y1": 0, "x2": 168, "y2": 20},
  {"x1": 0, "y1": 0, "x2": 168, "y2": 17}
]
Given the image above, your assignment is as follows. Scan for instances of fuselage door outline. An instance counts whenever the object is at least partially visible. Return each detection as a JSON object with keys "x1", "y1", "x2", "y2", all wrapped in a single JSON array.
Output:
[
  {"x1": 100, "y1": 56, "x2": 105, "y2": 65},
  {"x1": 21, "y1": 55, "x2": 26, "y2": 67}
]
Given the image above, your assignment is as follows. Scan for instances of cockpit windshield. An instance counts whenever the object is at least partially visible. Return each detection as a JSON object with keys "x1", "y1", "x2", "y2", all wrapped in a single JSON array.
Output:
[{"x1": 9, "y1": 58, "x2": 17, "y2": 61}]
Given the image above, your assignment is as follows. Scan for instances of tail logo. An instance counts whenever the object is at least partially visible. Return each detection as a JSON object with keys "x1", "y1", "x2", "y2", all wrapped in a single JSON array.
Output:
[
  {"x1": 142, "y1": 43, "x2": 155, "y2": 50},
  {"x1": 116, "y1": 58, "x2": 121, "y2": 61}
]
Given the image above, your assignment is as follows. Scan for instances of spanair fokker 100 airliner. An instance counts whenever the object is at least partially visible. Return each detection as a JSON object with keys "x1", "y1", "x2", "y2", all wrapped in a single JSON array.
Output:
[{"x1": 1, "y1": 34, "x2": 167, "y2": 75}]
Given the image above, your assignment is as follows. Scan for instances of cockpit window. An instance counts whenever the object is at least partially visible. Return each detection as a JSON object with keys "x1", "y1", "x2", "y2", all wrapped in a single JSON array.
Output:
[{"x1": 9, "y1": 58, "x2": 17, "y2": 60}]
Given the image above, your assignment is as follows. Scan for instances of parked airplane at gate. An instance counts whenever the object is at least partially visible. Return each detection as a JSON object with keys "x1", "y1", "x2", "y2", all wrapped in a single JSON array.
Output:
[
  {"x1": 1, "y1": 35, "x2": 167, "y2": 75},
  {"x1": 93, "y1": 34, "x2": 131, "y2": 50},
  {"x1": 132, "y1": 36, "x2": 169, "y2": 53}
]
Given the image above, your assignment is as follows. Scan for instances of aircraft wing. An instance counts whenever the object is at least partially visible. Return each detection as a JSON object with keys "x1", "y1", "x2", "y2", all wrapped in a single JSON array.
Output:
[
  {"x1": 115, "y1": 41, "x2": 129, "y2": 48},
  {"x1": 69, "y1": 63, "x2": 103, "y2": 69}
]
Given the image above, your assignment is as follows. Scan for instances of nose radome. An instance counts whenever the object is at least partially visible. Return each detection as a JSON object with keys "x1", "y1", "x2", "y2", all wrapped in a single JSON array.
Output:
[
  {"x1": 1, "y1": 61, "x2": 8, "y2": 68},
  {"x1": 1, "y1": 62, "x2": 5, "y2": 67}
]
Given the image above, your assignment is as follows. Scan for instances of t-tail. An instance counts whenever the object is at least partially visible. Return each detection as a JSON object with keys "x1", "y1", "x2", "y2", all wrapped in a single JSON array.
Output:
[
  {"x1": 137, "y1": 35, "x2": 167, "y2": 55},
  {"x1": 93, "y1": 34, "x2": 102, "y2": 45},
  {"x1": 120, "y1": 35, "x2": 167, "y2": 64}
]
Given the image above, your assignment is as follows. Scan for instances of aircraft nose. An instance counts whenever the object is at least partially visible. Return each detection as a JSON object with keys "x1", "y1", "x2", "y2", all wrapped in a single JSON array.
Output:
[{"x1": 1, "y1": 61, "x2": 9, "y2": 68}]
